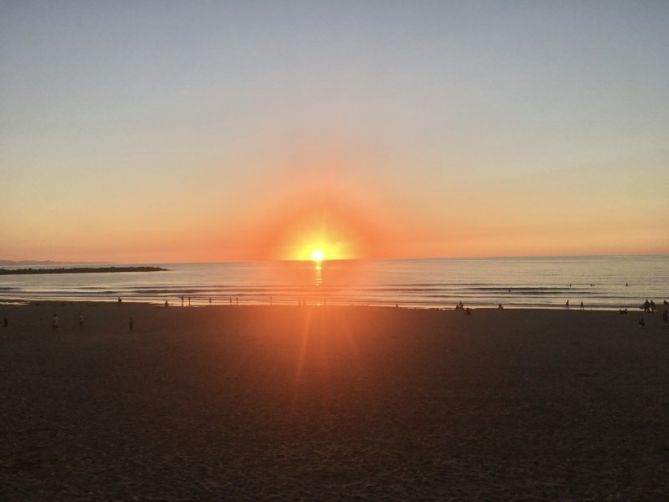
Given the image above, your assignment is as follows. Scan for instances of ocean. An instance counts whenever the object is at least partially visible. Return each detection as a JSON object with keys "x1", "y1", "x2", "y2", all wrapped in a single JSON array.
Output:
[{"x1": 1, "y1": 255, "x2": 667, "y2": 310}]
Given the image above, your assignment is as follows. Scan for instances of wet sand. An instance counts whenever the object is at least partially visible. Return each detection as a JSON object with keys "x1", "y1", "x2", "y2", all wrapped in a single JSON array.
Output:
[{"x1": 1, "y1": 302, "x2": 668, "y2": 500}]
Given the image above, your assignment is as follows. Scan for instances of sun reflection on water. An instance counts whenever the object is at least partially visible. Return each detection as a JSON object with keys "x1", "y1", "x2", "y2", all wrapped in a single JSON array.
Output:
[{"x1": 313, "y1": 261, "x2": 323, "y2": 287}]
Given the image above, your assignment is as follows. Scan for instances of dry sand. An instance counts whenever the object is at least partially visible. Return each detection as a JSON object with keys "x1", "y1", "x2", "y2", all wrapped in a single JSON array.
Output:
[{"x1": 1, "y1": 302, "x2": 668, "y2": 500}]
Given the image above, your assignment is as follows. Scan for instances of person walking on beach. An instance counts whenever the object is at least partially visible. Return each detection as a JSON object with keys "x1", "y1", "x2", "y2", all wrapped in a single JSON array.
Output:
[
  {"x1": 565, "y1": 300, "x2": 570, "y2": 309},
  {"x1": 117, "y1": 297, "x2": 122, "y2": 304},
  {"x1": 128, "y1": 316, "x2": 134, "y2": 333},
  {"x1": 580, "y1": 301, "x2": 584, "y2": 310},
  {"x1": 52, "y1": 314, "x2": 59, "y2": 330}
]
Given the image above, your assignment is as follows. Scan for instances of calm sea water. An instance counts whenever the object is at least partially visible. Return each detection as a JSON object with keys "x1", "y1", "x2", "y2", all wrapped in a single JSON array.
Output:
[{"x1": 1, "y1": 256, "x2": 667, "y2": 309}]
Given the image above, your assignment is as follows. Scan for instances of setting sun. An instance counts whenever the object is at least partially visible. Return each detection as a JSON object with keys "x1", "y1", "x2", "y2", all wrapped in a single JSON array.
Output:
[
  {"x1": 311, "y1": 249, "x2": 325, "y2": 262},
  {"x1": 270, "y1": 206, "x2": 371, "y2": 262}
]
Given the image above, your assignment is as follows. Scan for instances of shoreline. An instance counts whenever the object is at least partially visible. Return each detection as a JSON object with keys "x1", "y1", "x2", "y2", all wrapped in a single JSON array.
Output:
[{"x1": 1, "y1": 298, "x2": 664, "y2": 312}]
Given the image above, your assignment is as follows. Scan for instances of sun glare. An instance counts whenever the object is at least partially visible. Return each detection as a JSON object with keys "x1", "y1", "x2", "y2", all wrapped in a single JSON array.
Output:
[
  {"x1": 311, "y1": 249, "x2": 325, "y2": 262},
  {"x1": 275, "y1": 208, "x2": 370, "y2": 261}
]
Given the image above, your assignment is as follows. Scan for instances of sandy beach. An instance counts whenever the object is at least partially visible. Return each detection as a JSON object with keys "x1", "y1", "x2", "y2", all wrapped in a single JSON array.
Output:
[{"x1": 1, "y1": 302, "x2": 668, "y2": 500}]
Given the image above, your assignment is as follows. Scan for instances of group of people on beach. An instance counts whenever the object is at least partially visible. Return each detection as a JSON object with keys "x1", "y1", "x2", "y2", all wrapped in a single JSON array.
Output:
[
  {"x1": 454, "y1": 301, "x2": 472, "y2": 315},
  {"x1": 46, "y1": 312, "x2": 134, "y2": 332},
  {"x1": 637, "y1": 300, "x2": 669, "y2": 328},
  {"x1": 48, "y1": 313, "x2": 85, "y2": 330},
  {"x1": 641, "y1": 299, "x2": 658, "y2": 312}
]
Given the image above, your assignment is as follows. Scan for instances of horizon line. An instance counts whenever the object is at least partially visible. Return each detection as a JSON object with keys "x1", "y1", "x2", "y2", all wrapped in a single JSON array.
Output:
[{"x1": 2, "y1": 251, "x2": 668, "y2": 266}]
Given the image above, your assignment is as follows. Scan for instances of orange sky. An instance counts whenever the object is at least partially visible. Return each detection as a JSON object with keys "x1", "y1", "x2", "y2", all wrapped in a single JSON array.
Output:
[{"x1": 2, "y1": 3, "x2": 668, "y2": 263}]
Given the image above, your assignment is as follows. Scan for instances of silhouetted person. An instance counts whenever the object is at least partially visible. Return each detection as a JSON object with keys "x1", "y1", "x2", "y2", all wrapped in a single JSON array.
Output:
[
  {"x1": 639, "y1": 318, "x2": 646, "y2": 328},
  {"x1": 235, "y1": 296, "x2": 239, "y2": 305},
  {"x1": 3, "y1": 317, "x2": 7, "y2": 328},
  {"x1": 650, "y1": 300, "x2": 656, "y2": 312},
  {"x1": 464, "y1": 308, "x2": 472, "y2": 315},
  {"x1": 662, "y1": 309, "x2": 668, "y2": 327},
  {"x1": 129, "y1": 317, "x2": 134, "y2": 333},
  {"x1": 117, "y1": 297, "x2": 122, "y2": 304},
  {"x1": 569, "y1": 284, "x2": 572, "y2": 288},
  {"x1": 642, "y1": 300, "x2": 651, "y2": 312},
  {"x1": 181, "y1": 296, "x2": 184, "y2": 307},
  {"x1": 565, "y1": 300, "x2": 570, "y2": 309},
  {"x1": 52, "y1": 314, "x2": 59, "y2": 330},
  {"x1": 498, "y1": 304, "x2": 504, "y2": 310},
  {"x1": 79, "y1": 314, "x2": 84, "y2": 329},
  {"x1": 580, "y1": 301, "x2": 584, "y2": 310},
  {"x1": 625, "y1": 282, "x2": 629, "y2": 287},
  {"x1": 188, "y1": 296, "x2": 191, "y2": 306},
  {"x1": 209, "y1": 297, "x2": 212, "y2": 304},
  {"x1": 619, "y1": 308, "x2": 628, "y2": 315},
  {"x1": 164, "y1": 300, "x2": 169, "y2": 307}
]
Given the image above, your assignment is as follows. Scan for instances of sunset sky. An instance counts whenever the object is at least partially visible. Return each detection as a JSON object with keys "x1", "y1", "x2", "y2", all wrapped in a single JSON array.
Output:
[{"x1": 2, "y1": 1, "x2": 668, "y2": 262}]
